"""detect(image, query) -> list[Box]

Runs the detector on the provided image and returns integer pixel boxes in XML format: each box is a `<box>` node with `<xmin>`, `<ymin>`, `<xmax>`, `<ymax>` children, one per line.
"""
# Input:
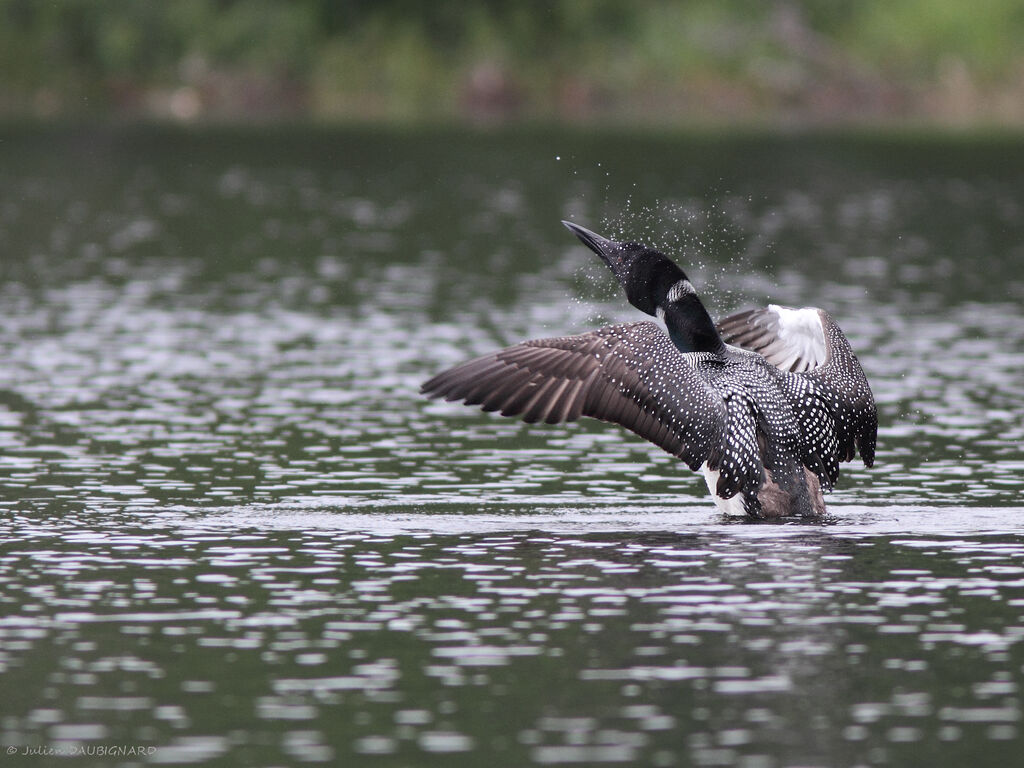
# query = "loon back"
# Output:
<box><xmin>717</xmin><ymin>304</ymin><xmax>877</xmax><ymax>469</ymax></box>
<box><xmin>421</xmin><ymin>222</ymin><xmax>877</xmax><ymax>519</ymax></box>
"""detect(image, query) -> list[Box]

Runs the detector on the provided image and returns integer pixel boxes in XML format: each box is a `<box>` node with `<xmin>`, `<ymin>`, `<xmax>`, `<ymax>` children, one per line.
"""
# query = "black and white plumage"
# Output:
<box><xmin>422</xmin><ymin>222</ymin><xmax>877</xmax><ymax>518</ymax></box>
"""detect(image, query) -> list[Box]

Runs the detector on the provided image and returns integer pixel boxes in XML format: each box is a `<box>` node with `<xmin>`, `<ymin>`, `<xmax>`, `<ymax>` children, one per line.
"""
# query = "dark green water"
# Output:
<box><xmin>1</xmin><ymin>125</ymin><xmax>1023</xmax><ymax>767</ymax></box>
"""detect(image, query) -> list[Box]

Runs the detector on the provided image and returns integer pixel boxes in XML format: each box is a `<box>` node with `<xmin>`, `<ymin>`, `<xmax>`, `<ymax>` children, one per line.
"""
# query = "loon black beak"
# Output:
<box><xmin>561</xmin><ymin>220</ymin><xmax>619</xmax><ymax>264</ymax></box>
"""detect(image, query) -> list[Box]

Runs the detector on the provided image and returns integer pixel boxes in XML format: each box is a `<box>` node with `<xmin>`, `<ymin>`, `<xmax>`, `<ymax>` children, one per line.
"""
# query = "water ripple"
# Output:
<box><xmin>3</xmin><ymin>129</ymin><xmax>1024</xmax><ymax>766</ymax></box>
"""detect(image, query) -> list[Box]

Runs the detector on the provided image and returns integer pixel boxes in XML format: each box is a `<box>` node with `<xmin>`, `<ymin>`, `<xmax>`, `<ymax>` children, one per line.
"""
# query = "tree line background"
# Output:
<box><xmin>2</xmin><ymin>0</ymin><xmax>1023</xmax><ymax>126</ymax></box>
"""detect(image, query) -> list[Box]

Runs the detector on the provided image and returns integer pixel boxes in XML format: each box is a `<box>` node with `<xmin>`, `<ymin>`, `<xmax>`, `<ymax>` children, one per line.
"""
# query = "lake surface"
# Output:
<box><xmin>0</xmin><ymin>125</ymin><xmax>1023</xmax><ymax>766</ymax></box>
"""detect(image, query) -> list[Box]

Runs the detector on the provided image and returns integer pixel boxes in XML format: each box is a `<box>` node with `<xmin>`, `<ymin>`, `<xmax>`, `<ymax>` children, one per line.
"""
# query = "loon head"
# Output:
<box><xmin>562</xmin><ymin>220</ymin><xmax>725</xmax><ymax>354</ymax></box>
<box><xmin>562</xmin><ymin>221</ymin><xmax>684</xmax><ymax>315</ymax></box>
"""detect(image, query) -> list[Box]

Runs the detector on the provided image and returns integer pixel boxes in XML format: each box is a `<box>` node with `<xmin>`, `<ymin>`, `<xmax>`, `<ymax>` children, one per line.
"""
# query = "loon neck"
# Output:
<box><xmin>660</xmin><ymin>295</ymin><xmax>726</xmax><ymax>354</ymax></box>
<box><xmin>611</xmin><ymin>245</ymin><xmax>726</xmax><ymax>355</ymax></box>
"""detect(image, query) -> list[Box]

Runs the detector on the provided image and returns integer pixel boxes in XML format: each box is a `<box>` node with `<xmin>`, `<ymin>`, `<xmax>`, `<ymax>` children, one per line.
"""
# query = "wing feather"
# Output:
<box><xmin>718</xmin><ymin>305</ymin><xmax>877</xmax><ymax>469</ymax></box>
<box><xmin>422</xmin><ymin>322</ymin><xmax>727</xmax><ymax>471</ymax></box>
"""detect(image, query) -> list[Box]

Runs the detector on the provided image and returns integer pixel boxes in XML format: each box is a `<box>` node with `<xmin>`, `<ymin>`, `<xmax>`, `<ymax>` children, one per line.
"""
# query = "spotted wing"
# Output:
<box><xmin>717</xmin><ymin>305</ymin><xmax>877</xmax><ymax>468</ymax></box>
<box><xmin>421</xmin><ymin>322</ymin><xmax>726</xmax><ymax>471</ymax></box>
<box><xmin>707</xmin><ymin>388</ymin><xmax>767</xmax><ymax>500</ymax></box>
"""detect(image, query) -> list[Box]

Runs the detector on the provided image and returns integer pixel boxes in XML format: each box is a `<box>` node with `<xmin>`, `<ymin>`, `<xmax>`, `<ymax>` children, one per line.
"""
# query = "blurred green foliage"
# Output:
<box><xmin>1</xmin><ymin>0</ymin><xmax>1022</xmax><ymax>124</ymax></box>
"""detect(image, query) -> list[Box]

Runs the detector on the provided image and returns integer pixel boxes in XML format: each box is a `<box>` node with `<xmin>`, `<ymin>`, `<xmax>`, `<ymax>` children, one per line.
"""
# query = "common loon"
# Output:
<box><xmin>422</xmin><ymin>221</ymin><xmax>877</xmax><ymax>518</ymax></box>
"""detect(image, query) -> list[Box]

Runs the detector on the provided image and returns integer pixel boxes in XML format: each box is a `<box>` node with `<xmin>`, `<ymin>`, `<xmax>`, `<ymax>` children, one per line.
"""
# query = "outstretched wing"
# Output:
<box><xmin>717</xmin><ymin>305</ymin><xmax>877</xmax><ymax>468</ymax></box>
<box><xmin>421</xmin><ymin>321</ymin><xmax>727</xmax><ymax>472</ymax></box>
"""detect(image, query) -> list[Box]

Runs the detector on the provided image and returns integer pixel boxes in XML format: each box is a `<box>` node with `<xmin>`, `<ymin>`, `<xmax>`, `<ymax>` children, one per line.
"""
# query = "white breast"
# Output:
<box><xmin>767</xmin><ymin>304</ymin><xmax>827</xmax><ymax>371</ymax></box>
<box><xmin>700</xmin><ymin>462</ymin><xmax>748</xmax><ymax>516</ymax></box>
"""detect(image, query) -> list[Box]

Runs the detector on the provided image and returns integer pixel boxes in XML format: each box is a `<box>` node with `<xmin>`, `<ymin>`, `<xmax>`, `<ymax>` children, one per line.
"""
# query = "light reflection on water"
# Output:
<box><xmin>0</xmin><ymin>273</ymin><xmax>1020</xmax><ymax>511</ymax></box>
<box><xmin>1</xmin><ymin>127</ymin><xmax>1023</xmax><ymax>766</ymax></box>
<box><xmin>2</xmin><ymin>512</ymin><xmax>1024</xmax><ymax>766</ymax></box>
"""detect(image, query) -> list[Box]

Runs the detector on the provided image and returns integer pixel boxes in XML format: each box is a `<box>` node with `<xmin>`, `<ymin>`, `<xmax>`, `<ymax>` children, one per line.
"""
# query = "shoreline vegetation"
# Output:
<box><xmin>2</xmin><ymin>0</ymin><xmax>1024</xmax><ymax>128</ymax></box>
